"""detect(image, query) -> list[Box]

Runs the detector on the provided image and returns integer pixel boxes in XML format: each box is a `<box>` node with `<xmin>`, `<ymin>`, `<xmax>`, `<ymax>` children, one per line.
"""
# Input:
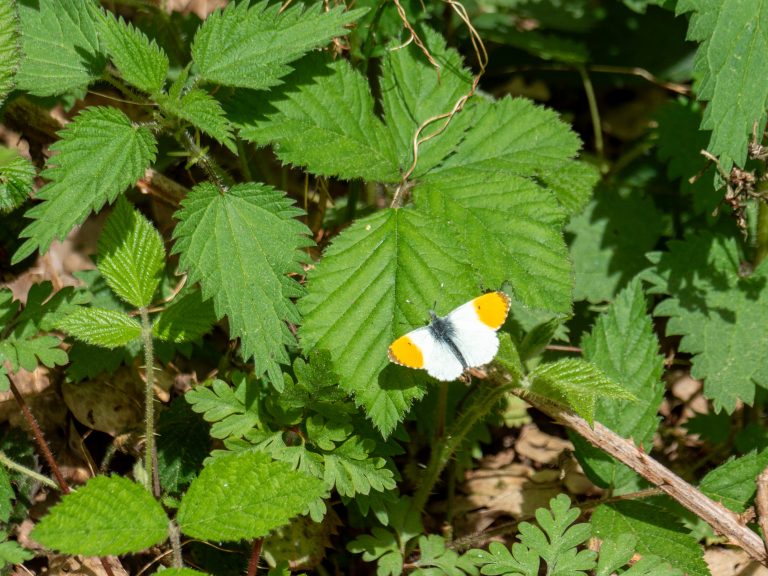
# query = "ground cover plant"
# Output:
<box><xmin>0</xmin><ymin>0</ymin><xmax>767</xmax><ymax>574</ymax></box>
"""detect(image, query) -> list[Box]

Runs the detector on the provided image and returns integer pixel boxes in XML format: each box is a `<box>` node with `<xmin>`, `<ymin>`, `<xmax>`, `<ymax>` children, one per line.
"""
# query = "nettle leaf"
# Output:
<box><xmin>172</xmin><ymin>182</ymin><xmax>311</xmax><ymax>383</ymax></box>
<box><xmin>31</xmin><ymin>475</ymin><xmax>168</xmax><ymax>555</ymax></box>
<box><xmin>570</xmin><ymin>279</ymin><xmax>665</xmax><ymax>491</ymax></box>
<box><xmin>566</xmin><ymin>185</ymin><xmax>663</xmax><ymax>304</ymax></box>
<box><xmin>644</xmin><ymin>233</ymin><xmax>768</xmax><ymax>412</ymax></box>
<box><xmin>15</xmin><ymin>0</ymin><xmax>106</xmax><ymax>96</ymax></box>
<box><xmin>157</xmin><ymin>398</ymin><xmax>210</xmax><ymax>494</ymax></box>
<box><xmin>240</xmin><ymin>55</ymin><xmax>399</xmax><ymax>182</ymax></box>
<box><xmin>97</xmin><ymin>8</ymin><xmax>168</xmax><ymax>94</ymax></box>
<box><xmin>418</xmin><ymin>174</ymin><xmax>570</xmax><ymax>313</ymax></box>
<box><xmin>591</xmin><ymin>501</ymin><xmax>709</xmax><ymax>576</ymax></box>
<box><xmin>98</xmin><ymin>196</ymin><xmax>165</xmax><ymax>308</ymax></box>
<box><xmin>526</xmin><ymin>358</ymin><xmax>635</xmax><ymax>424</ymax></box>
<box><xmin>14</xmin><ymin>107</ymin><xmax>158</xmax><ymax>263</ymax></box>
<box><xmin>299</xmin><ymin>208</ymin><xmax>478</xmax><ymax>436</ymax></box>
<box><xmin>158</xmin><ymin>88</ymin><xmax>236</xmax><ymax>153</ymax></box>
<box><xmin>0</xmin><ymin>148</ymin><xmax>35</xmax><ymax>214</ymax></box>
<box><xmin>57</xmin><ymin>308</ymin><xmax>142</xmax><ymax>348</ymax></box>
<box><xmin>186</xmin><ymin>374</ymin><xmax>261</xmax><ymax>439</ymax></box>
<box><xmin>152</xmin><ymin>289</ymin><xmax>217</xmax><ymax>343</ymax></box>
<box><xmin>699</xmin><ymin>449</ymin><xmax>768</xmax><ymax>513</ymax></box>
<box><xmin>678</xmin><ymin>0</ymin><xmax>768</xmax><ymax>172</ymax></box>
<box><xmin>177</xmin><ymin>451</ymin><xmax>324</xmax><ymax>542</ymax></box>
<box><xmin>0</xmin><ymin>0</ymin><xmax>20</xmax><ymax>106</ymax></box>
<box><xmin>191</xmin><ymin>0</ymin><xmax>364</xmax><ymax>90</ymax></box>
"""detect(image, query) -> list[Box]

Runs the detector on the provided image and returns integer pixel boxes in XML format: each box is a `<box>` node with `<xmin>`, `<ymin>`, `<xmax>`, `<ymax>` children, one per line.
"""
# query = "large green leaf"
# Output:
<box><xmin>172</xmin><ymin>182</ymin><xmax>311</xmax><ymax>384</ymax></box>
<box><xmin>98</xmin><ymin>196</ymin><xmax>165</xmax><ymax>308</ymax></box>
<box><xmin>678</xmin><ymin>0</ymin><xmax>768</xmax><ymax>172</ymax></box>
<box><xmin>699</xmin><ymin>449</ymin><xmax>768</xmax><ymax>513</ymax></box>
<box><xmin>191</xmin><ymin>0</ymin><xmax>364</xmax><ymax>90</ymax></box>
<box><xmin>299</xmin><ymin>208</ymin><xmax>478</xmax><ymax>436</ymax></box>
<box><xmin>0</xmin><ymin>0</ymin><xmax>20</xmax><ymax>106</ymax></box>
<box><xmin>31</xmin><ymin>475</ymin><xmax>168</xmax><ymax>555</ymax></box>
<box><xmin>177</xmin><ymin>451</ymin><xmax>324</xmax><ymax>542</ymax></box>
<box><xmin>14</xmin><ymin>106</ymin><xmax>157</xmax><ymax>262</ymax></box>
<box><xmin>570</xmin><ymin>279</ymin><xmax>665</xmax><ymax>491</ymax></box>
<box><xmin>644</xmin><ymin>233</ymin><xmax>768</xmax><ymax>412</ymax></box>
<box><xmin>57</xmin><ymin>308</ymin><xmax>142</xmax><ymax>348</ymax></box>
<box><xmin>15</xmin><ymin>0</ymin><xmax>106</xmax><ymax>96</ymax></box>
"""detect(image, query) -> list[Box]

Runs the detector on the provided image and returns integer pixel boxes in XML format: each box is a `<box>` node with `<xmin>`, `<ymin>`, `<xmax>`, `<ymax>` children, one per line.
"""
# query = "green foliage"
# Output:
<box><xmin>645</xmin><ymin>233</ymin><xmax>768</xmax><ymax>412</ymax></box>
<box><xmin>190</xmin><ymin>0</ymin><xmax>364</xmax><ymax>90</ymax></box>
<box><xmin>699</xmin><ymin>449</ymin><xmax>768</xmax><ymax>512</ymax></box>
<box><xmin>591</xmin><ymin>501</ymin><xmax>709</xmax><ymax>576</ymax></box>
<box><xmin>570</xmin><ymin>279</ymin><xmax>665</xmax><ymax>491</ymax></box>
<box><xmin>0</xmin><ymin>147</ymin><xmax>35</xmax><ymax>214</ymax></box>
<box><xmin>14</xmin><ymin>107</ymin><xmax>158</xmax><ymax>262</ymax></box>
<box><xmin>152</xmin><ymin>288</ymin><xmax>217</xmax><ymax>343</ymax></box>
<box><xmin>0</xmin><ymin>0</ymin><xmax>20</xmax><ymax>107</ymax></box>
<box><xmin>15</xmin><ymin>0</ymin><xmax>106</xmax><ymax>96</ymax></box>
<box><xmin>0</xmin><ymin>538</ymin><xmax>34</xmax><ymax>569</ymax></box>
<box><xmin>679</xmin><ymin>0</ymin><xmax>768</xmax><ymax>171</ymax></box>
<box><xmin>595</xmin><ymin>534</ymin><xmax>681</xmax><ymax>576</ymax></box>
<box><xmin>525</xmin><ymin>358</ymin><xmax>636</xmax><ymax>424</ymax></box>
<box><xmin>98</xmin><ymin>196</ymin><xmax>165</xmax><ymax>308</ymax></box>
<box><xmin>157</xmin><ymin>85</ymin><xmax>236</xmax><ymax>153</ymax></box>
<box><xmin>186</xmin><ymin>373</ymin><xmax>261</xmax><ymax>439</ymax></box>
<box><xmin>176</xmin><ymin>451</ymin><xmax>324</xmax><ymax>542</ymax></box>
<box><xmin>31</xmin><ymin>475</ymin><xmax>168</xmax><ymax>555</ymax></box>
<box><xmin>469</xmin><ymin>494</ymin><xmax>596</xmax><ymax>576</ymax></box>
<box><xmin>410</xmin><ymin>535</ymin><xmax>478</xmax><ymax>576</ymax></box>
<box><xmin>56</xmin><ymin>307</ymin><xmax>141</xmax><ymax>348</ymax></box>
<box><xmin>172</xmin><ymin>182</ymin><xmax>311</xmax><ymax>384</ymax></box>
<box><xmin>154</xmin><ymin>569</ymin><xmax>208</xmax><ymax>576</ymax></box>
<box><xmin>156</xmin><ymin>397</ymin><xmax>211</xmax><ymax>494</ymax></box>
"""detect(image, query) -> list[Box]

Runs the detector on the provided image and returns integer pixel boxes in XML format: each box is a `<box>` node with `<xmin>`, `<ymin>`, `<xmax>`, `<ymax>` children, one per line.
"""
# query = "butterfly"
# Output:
<box><xmin>387</xmin><ymin>291</ymin><xmax>511</xmax><ymax>381</ymax></box>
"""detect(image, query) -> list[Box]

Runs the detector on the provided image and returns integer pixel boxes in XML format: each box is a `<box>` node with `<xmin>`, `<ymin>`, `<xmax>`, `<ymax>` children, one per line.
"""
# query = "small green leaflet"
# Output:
<box><xmin>186</xmin><ymin>375</ymin><xmax>260</xmax><ymax>439</ymax></box>
<box><xmin>31</xmin><ymin>475</ymin><xmax>168</xmax><ymax>555</ymax></box>
<box><xmin>177</xmin><ymin>451</ymin><xmax>324</xmax><ymax>542</ymax></box>
<box><xmin>678</xmin><ymin>0</ymin><xmax>768</xmax><ymax>172</ymax></box>
<box><xmin>0</xmin><ymin>0</ymin><xmax>20</xmax><ymax>106</ymax></box>
<box><xmin>157</xmin><ymin>88</ymin><xmax>236</xmax><ymax>153</ymax></box>
<box><xmin>57</xmin><ymin>308</ymin><xmax>141</xmax><ymax>348</ymax></box>
<box><xmin>0</xmin><ymin>147</ymin><xmax>35</xmax><ymax>214</ymax></box>
<box><xmin>0</xmin><ymin>539</ymin><xmax>34</xmax><ymax>570</ymax></box>
<box><xmin>14</xmin><ymin>107</ymin><xmax>157</xmax><ymax>263</ymax></box>
<box><xmin>0</xmin><ymin>334</ymin><xmax>67</xmax><ymax>371</ymax></box>
<box><xmin>699</xmin><ymin>449</ymin><xmax>768</xmax><ymax>512</ymax></box>
<box><xmin>15</xmin><ymin>0</ymin><xmax>106</xmax><ymax>97</ymax></box>
<box><xmin>410</xmin><ymin>535</ymin><xmax>478</xmax><ymax>576</ymax></box>
<box><xmin>644</xmin><ymin>233</ymin><xmax>768</xmax><ymax>412</ymax></box>
<box><xmin>191</xmin><ymin>0</ymin><xmax>365</xmax><ymax>91</ymax></box>
<box><xmin>570</xmin><ymin>279</ymin><xmax>664</xmax><ymax>491</ymax></box>
<box><xmin>98</xmin><ymin>196</ymin><xmax>165</xmax><ymax>308</ymax></box>
<box><xmin>172</xmin><ymin>182</ymin><xmax>311</xmax><ymax>384</ymax></box>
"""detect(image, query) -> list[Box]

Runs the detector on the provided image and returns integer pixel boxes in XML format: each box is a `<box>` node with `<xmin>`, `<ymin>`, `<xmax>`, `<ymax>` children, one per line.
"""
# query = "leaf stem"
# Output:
<box><xmin>577</xmin><ymin>64</ymin><xmax>604</xmax><ymax>168</ymax></box>
<box><xmin>139</xmin><ymin>306</ymin><xmax>157</xmax><ymax>494</ymax></box>
<box><xmin>0</xmin><ymin>451</ymin><xmax>57</xmax><ymax>489</ymax></box>
<box><xmin>168</xmin><ymin>520</ymin><xmax>183</xmax><ymax>568</ymax></box>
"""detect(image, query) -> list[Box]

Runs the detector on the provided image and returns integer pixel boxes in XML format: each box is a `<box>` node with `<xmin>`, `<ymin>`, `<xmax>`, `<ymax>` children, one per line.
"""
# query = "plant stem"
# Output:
<box><xmin>0</xmin><ymin>451</ymin><xmax>58</xmax><ymax>489</ymax></box>
<box><xmin>413</xmin><ymin>380</ymin><xmax>515</xmax><ymax>512</ymax></box>
<box><xmin>755</xmin><ymin>198</ymin><xmax>768</xmax><ymax>267</ymax></box>
<box><xmin>577</xmin><ymin>64</ymin><xmax>604</xmax><ymax>169</ymax></box>
<box><xmin>247</xmin><ymin>538</ymin><xmax>264</xmax><ymax>576</ymax></box>
<box><xmin>139</xmin><ymin>307</ymin><xmax>156</xmax><ymax>494</ymax></box>
<box><xmin>168</xmin><ymin>520</ymin><xmax>183</xmax><ymax>568</ymax></box>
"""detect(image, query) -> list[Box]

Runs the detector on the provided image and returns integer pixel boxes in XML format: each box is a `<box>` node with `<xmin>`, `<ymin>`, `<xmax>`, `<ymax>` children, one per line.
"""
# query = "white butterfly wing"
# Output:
<box><xmin>446</xmin><ymin>301</ymin><xmax>501</xmax><ymax>367</ymax></box>
<box><xmin>406</xmin><ymin>328</ymin><xmax>465</xmax><ymax>381</ymax></box>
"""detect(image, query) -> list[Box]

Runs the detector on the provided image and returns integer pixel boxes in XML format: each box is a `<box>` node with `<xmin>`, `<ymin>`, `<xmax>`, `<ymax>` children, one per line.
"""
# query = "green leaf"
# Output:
<box><xmin>177</xmin><ymin>451</ymin><xmax>325</xmax><ymax>542</ymax></box>
<box><xmin>0</xmin><ymin>539</ymin><xmax>34</xmax><ymax>569</ymax></box>
<box><xmin>418</xmin><ymin>174</ymin><xmax>571</xmax><ymax>313</ymax></box>
<box><xmin>57</xmin><ymin>308</ymin><xmax>142</xmax><ymax>348</ymax></box>
<box><xmin>0</xmin><ymin>147</ymin><xmax>35</xmax><ymax>213</ymax></box>
<box><xmin>348</xmin><ymin>526</ymin><xmax>404</xmax><ymax>576</ymax></box>
<box><xmin>591</xmin><ymin>501</ymin><xmax>709</xmax><ymax>576</ymax></box>
<box><xmin>158</xmin><ymin>88</ymin><xmax>236</xmax><ymax>153</ymax></box>
<box><xmin>526</xmin><ymin>358</ymin><xmax>636</xmax><ymax>424</ymax></box>
<box><xmin>98</xmin><ymin>196</ymin><xmax>165</xmax><ymax>308</ymax></box>
<box><xmin>0</xmin><ymin>0</ymin><xmax>21</xmax><ymax>106</ymax></box>
<box><xmin>152</xmin><ymin>289</ymin><xmax>217</xmax><ymax>343</ymax></box>
<box><xmin>186</xmin><ymin>375</ymin><xmax>260</xmax><ymax>439</ymax></box>
<box><xmin>15</xmin><ymin>0</ymin><xmax>106</xmax><ymax>96</ymax></box>
<box><xmin>323</xmin><ymin>436</ymin><xmax>396</xmax><ymax>498</ymax></box>
<box><xmin>31</xmin><ymin>475</ymin><xmax>168</xmax><ymax>555</ymax></box>
<box><xmin>0</xmin><ymin>465</ymin><xmax>13</xmax><ymax>523</ymax></box>
<box><xmin>299</xmin><ymin>208</ymin><xmax>479</xmax><ymax>436</ymax></box>
<box><xmin>240</xmin><ymin>55</ymin><xmax>399</xmax><ymax>182</ymax></box>
<box><xmin>468</xmin><ymin>541</ymin><xmax>538</xmax><ymax>576</ymax></box>
<box><xmin>699</xmin><ymin>449</ymin><xmax>768</xmax><ymax>512</ymax></box>
<box><xmin>14</xmin><ymin>107</ymin><xmax>158</xmax><ymax>262</ymax></box>
<box><xmin>153</xmin><ymin>570</ymin><xmax>208</xmax><ymax>576</ymax></box>
<box><xmin>12</xmin><ymin>282</ymin><xmax>89</xmax><ymax>336</ymax></box>
<box><xmin>644</xmin><ymin>233</ymin><xmax>768</xmax><ymax>412</ymax></box>
<box><xmin>566</xmin><ymin>185</ymin><xmax>663</xmax><ymax>304</ymax></box>
<box><xmin>5</xmin><ymin>335</ymin><xmax>67</xmax><ymax>371</ymax></box>
<box><xmin>595</xmin><ymin>534</ymin><xmax>682</xmax><ymax>576</ymax></box>
<box><xmin>412</xmin><ymin>534</ymin><xmax>478</xmax><ymax>576</ymax></box>
<box><xmin>97</xmin><ymin>8</ymin><xmax>168</xmax><ymax>94</ymax></box>
<box><xmin>191</xmin><ymin>0</ymin><xmax>364</xmax><ymax>90</ymax></box>
<box><xmin>570</xmin><ymin>279</ymin><xmax>665</xmax><ymax>491</ymax></box>
<box><xmin>678</xmin><ymin>0</ymin><xmax>768</xmax><ymax>172</ymax></box>
<box><xmin>172</xmin><ymin>182</ymin><xmax>311</xmax><ymax>383</ymax></box>
<box><xmin>156</xmin><ymin>398</ymin><xmax>210</xmax><ymax>494</ymax></box>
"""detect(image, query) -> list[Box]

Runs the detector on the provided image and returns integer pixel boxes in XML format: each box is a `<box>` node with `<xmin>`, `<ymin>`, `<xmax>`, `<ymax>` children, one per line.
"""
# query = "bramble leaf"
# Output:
<box><xmin>699</xmin><ymin>449</ymin><xmax>768</xmax><ymax>512</ymax></box>
<box><xmin>570</xmin><ymin>279</ymin><xmax>665</xmax><ymax>491</ymax></box>
<box><xmin>152</xmin><ymin>289</ymin><xmax>217</xmax><ymax>343</ymax></box>
<box><xmin>31</xmin><ymin>475</ymin><xmax>168</xmax><ymax>555</ymax></box>
<box><xmin>172</xmin><ymin>182</ymin><xmax>311</xmax><ymax>383</ymax></box>
<box><xmin>98</xmin><ymin>196</ymin><xmax>165</xmax><ymax>308</ymax></box>
<box><xmin>15</xmin><ymin>0</ymin><xmax>106</xmax><ymax>96</ymax></box>
<box><xmin>177</xmin><ymin>451</ymin><xmax>324</xmax><ymax>542</ymax></box>
<box><xmin>14</xmin><ymin>107</ymin><xmax>157</xmax><ymax>262</ymax></box>
<box><xmin>0</xmin><ymin>0</ymin><xmax>20</xmax><ymax>106</ymax></box>
<box><xmin>191</xmin><ymin>0</ymin><xmax>364</xmax><ymax>90</ymax></box>
<box><xmin>0</xmin><ymin>148</ymin><xmax>35</xmax><ymax>214</ymax></box>
<box><xmin>57</xmin><ymin>308</ymin><xmax>142</xmax><ymax>348</ymax></box>
<box><xmin>678</xmin><ymin>0</ymin><xmax>768</xmax><ymax>172</ymax></box>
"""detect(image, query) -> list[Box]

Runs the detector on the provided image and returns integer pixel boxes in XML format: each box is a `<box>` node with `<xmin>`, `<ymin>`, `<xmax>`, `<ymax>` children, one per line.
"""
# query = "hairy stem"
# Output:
<box><xmin>140</xmin><ymin>307</ymin><xmax>156</xmax><ymax>494</ymax></box>
<box><xmin>0</xmin><ymin>451</ymin><xmax>57</xmax><ymax>489</ymax></box>
<box><xmin>168</xmin><ymin>520</ymin><xmax>183</xmax><ymax>568</ymax></box>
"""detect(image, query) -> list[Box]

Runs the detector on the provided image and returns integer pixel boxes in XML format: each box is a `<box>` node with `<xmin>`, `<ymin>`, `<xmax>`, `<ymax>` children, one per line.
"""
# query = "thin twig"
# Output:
<box><xmin>757</xmin><ymin>466</ymin><xmax>768</xmax><ymax>557</ymax></box>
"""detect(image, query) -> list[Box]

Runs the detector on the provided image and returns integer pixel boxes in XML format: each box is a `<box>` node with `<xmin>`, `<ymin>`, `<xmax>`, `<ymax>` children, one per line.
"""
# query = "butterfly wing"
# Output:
<box><xmin>445</xmin><ymin>291</ymin><xmax>510</xmax><ymax>368</ymax></box>
<box><xmin>388</xmin><ymin>326</ymin><xmax>465</xmax><ymax>381</ymax></box>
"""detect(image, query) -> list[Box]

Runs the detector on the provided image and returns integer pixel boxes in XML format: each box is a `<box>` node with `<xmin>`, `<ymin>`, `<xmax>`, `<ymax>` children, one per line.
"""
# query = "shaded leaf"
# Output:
<box><xmin>57</xmin><ymin>308</ymin><xmax>142</xmax><ymax>348</ymax></box>
<box><xmin>0</xmin><ymin>0</ymin><xmax>21</xmax><ymax>106</ymax></box>
<box><xmin>0</xmin><ymin>148</ymin><xmax>35</xmax><ymax>214</ymax></box>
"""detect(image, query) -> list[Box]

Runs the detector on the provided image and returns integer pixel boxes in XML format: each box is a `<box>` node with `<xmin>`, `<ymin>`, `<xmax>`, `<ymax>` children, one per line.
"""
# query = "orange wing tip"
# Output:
<box><xmin>388</xmin><ymin>335</ymin><xmax>424</xmax><ymax>368</ymax></box>
<box><xmin>473</xmin><ymin>291</ymin><xmax>511</xmax><ymax>329</ymax></box>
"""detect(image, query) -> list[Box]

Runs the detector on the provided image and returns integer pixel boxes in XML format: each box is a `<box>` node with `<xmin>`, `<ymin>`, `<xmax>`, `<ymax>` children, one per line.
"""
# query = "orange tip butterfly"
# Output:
<box><xmin>387</xmin><ymin>291</ymin><xmax>511</xmax><ymax>381</ymax></box>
